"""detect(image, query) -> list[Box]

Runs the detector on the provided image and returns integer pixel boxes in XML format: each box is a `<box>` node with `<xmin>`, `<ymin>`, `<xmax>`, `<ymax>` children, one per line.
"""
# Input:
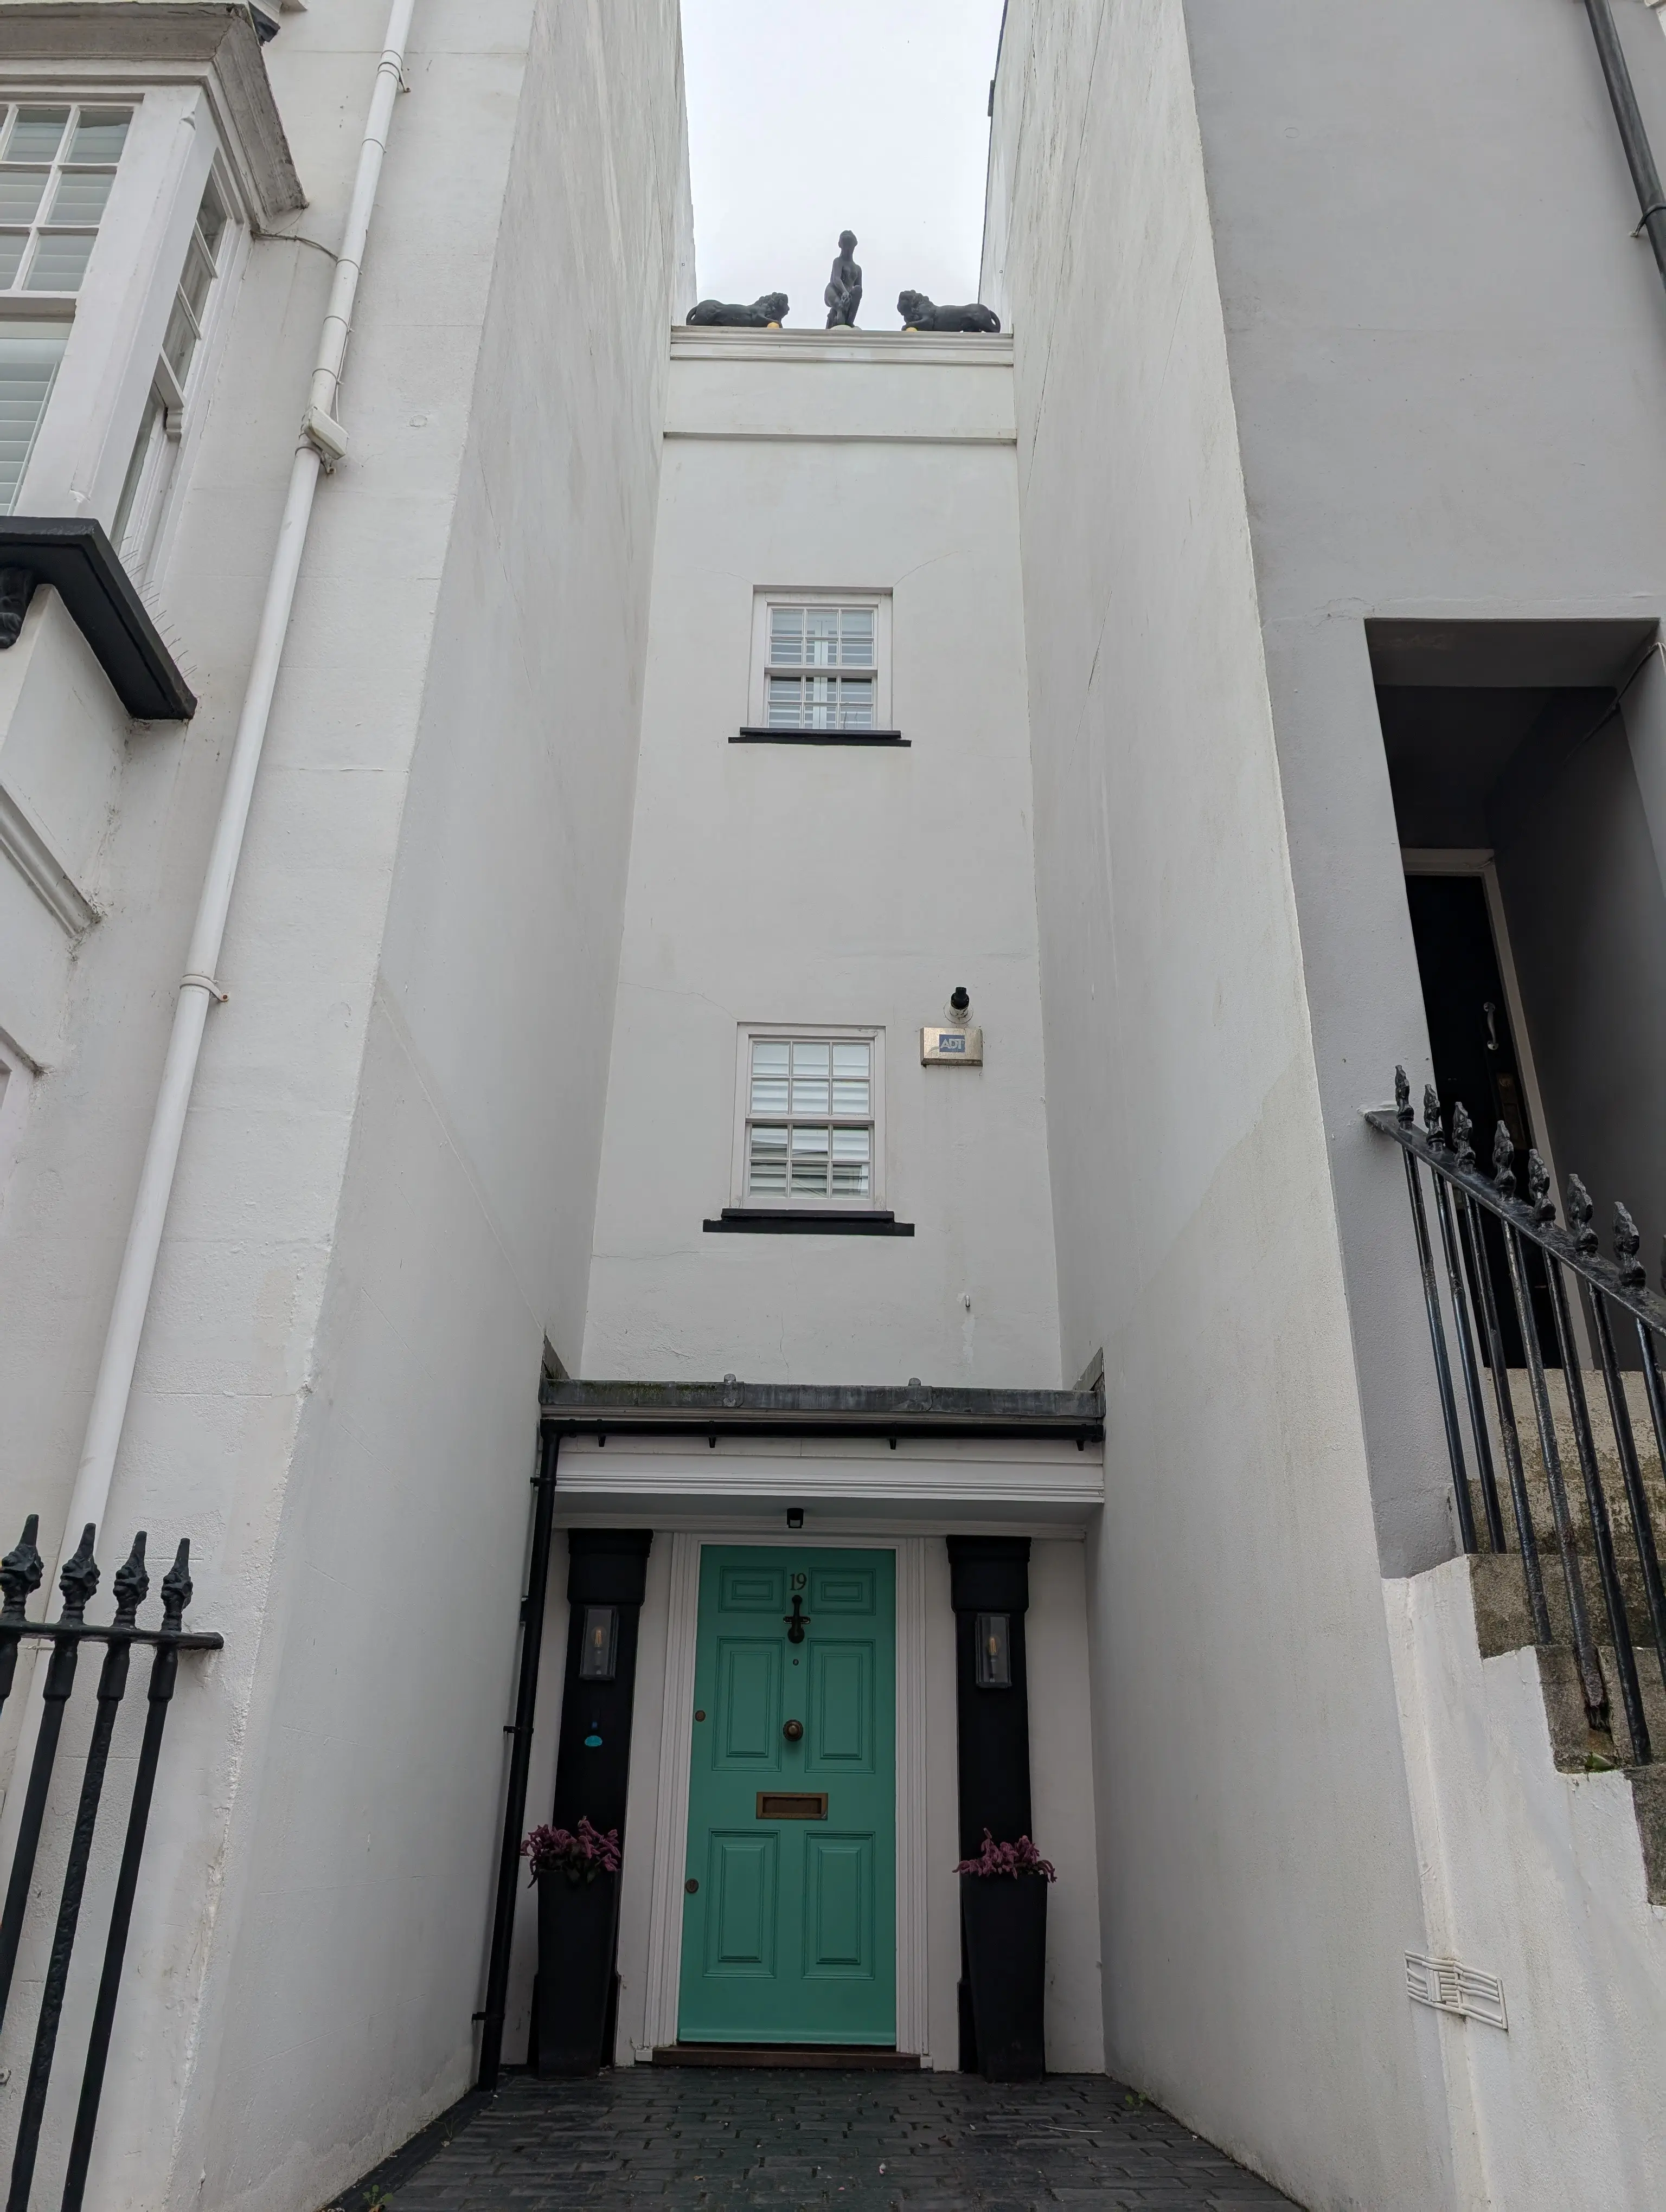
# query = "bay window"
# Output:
<box><xmin>0</xmin><ymin>101</ymin><xmax>131</xmax><ymax>513</ymax></box>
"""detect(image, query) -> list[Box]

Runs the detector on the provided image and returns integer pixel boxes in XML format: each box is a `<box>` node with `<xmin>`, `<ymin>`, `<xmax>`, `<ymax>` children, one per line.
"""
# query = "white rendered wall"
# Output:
<box><xmin>582</xmin><ymin>334</ymin><xmax>1062</xmax><ymax>1388</ymax></box>
<box><xmin>153</xmin><ymin>8</ymin><xmax>691</xmax><ymax>2208</ymax></box>
<box><xmin>984</xmin><ymin>3</ymin><xmax>1453</xmax><ymax>2203</ymax></box>
<box><xmin>1386</xmin><ymin>1561</ymin><xmax>1666</xmax><ymax>2211</ymax></box>
<box><xmin>0</xmin><ymin>594</ymin><xmax>123</xmax><ymax>1071</ymax></box>
<box><xmin>1029</xmin><ymin>1538</ymin><xmax>1104</xmax><ymax>2073</ymax></box>
<box><xmin>0</xmin><ymin>4</ymin><xmax>691</xmax><ymax>2208</ymax></box>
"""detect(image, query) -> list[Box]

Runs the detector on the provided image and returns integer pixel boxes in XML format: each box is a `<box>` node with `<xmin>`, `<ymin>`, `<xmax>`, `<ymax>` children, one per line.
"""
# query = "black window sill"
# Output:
<box><xmin>0</xmin><ymin>519</ymin><xmax>195</xmax><ymax>719</ymax></box>
<box><xmin>732</xmin><ymin>728</ymin><xmax>909</xmax><ymax>747</ymax></box>
<box><xmin>703</xmin><ymin>1209</ymin><xmax>915</xmax><ymax>1236</ymax></box>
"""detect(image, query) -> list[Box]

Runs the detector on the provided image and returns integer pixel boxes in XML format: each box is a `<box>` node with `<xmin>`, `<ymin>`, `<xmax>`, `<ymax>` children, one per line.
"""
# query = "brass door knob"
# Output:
<box><xmin>783</xmin><ymin>1719</ymin><xmax>804</xmax><ymax>1742</ymax></box>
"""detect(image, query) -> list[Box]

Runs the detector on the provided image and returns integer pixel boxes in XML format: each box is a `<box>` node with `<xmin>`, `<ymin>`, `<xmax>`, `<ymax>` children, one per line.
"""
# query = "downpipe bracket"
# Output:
<box><xmin>300</xmin><ymin>405</ymin><xmax>349</xmax><ymax>472</ymax></box>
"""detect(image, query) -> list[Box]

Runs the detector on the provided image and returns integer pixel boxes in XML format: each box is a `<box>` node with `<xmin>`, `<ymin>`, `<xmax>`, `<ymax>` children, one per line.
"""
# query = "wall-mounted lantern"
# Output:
<box><xmin>578</xmin><ymin>1604</ymin><xmax>619</xmax><ymax>1682</ymax></box>
<box><xmin>973</xmin><ymin>1611</ymin><xmax>1012</xmax><ymax>1688</ymax></box>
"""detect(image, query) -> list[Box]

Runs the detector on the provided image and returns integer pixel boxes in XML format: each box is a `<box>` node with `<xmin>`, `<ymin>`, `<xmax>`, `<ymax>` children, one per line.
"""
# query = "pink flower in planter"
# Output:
<box><xmin>522</xmin><ymin>1815</ymin><xmax>622</xmax><ymax>1886</ymax></box>
<box><xmin>954</xmin><ymin>1829</ymin><xmax>1056</xmax><ymax>1881</ymax></box>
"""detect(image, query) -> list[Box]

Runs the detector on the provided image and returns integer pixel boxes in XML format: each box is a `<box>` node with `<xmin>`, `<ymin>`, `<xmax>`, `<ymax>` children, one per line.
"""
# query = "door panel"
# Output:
<box><xmin>807</xmin><ymin>1644</ymin><xmax>872</xmax><ymax>1771</ymax></box>
<box><xmin>715</xmin><ymin>1642</ymin><xmax>782</xmax><ymax>1767</ymax></box>
<box><xmin>804</xmin><ymin>1835</ymin><xmax>873</xmax><ymax>1976</ymax></box>
<box><xmin>811</xmin><ymin>1563</ymin><xmax>878</xmax><ymax>1612</ymax></box>
<box><xmin>705</xmin><ymin>1833</ymin><xmax>778</xmax><ymax>1975</ymax></box>
<box><xmin>719</xmin><ymin>1563</ymin><xmax>785</xmax><ymax>1611</ymax></box>
<box><xmin>679</xmin><ymin>1545</ymin><xmax>895</xmax><ymax>2046</ymax></box>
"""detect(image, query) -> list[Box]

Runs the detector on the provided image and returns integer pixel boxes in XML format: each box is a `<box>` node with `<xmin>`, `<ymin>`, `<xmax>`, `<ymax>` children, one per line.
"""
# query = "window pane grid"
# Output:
<box><xmin>765</xmin><ymin>672</ymin><xmax>875</xmax><ymax>730</ymax></box>
<box><xmin>760</xmin><ymin>602</ymin><xmax>882</xmax><ymax>729</ymax></box>
<box><xmin>114</xmin><ymin>171</ymin><xmax>235</xmax><ymax>567</ymax></box>
<box><xmin>0</xmin><ymin>103</ymin><xmax>130</xmax><ymax>300</ymax></box>
<box><xmin>159</xmin><ymin>175</ymin><xmax>228</xmax><ymax>391</ymax></box>
<box><xmin>767</xmin><ymin>605</ymin><xmax>875</xmax><ymax>668</ymax></box>
<box><xmin>745</xmin><ymin>1036</ymin><xmax>873</xmax><ymax>1200</ymax></box>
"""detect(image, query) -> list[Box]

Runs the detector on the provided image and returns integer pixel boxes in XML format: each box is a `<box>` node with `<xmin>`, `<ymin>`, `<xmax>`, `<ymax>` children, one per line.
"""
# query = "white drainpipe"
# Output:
<box><xmin>61</xmin><ymin>0</ymin><xmax>419</xmax><ymax>1555</ymax></box>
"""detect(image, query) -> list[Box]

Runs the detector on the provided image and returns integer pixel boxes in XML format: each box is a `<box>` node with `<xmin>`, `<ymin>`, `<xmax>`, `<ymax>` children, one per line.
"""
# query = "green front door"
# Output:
<box><xmin>678</xmin><ymin>1546</ymin><xmax>896</xmax><ymax>2046</ymax></box>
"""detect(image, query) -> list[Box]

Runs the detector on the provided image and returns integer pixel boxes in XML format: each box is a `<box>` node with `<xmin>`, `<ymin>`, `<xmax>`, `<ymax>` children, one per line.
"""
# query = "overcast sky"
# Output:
<box><xmin>680</xmin><ymin>0</ymin><xmax>1009</xmax><ymax>330</ymax></box>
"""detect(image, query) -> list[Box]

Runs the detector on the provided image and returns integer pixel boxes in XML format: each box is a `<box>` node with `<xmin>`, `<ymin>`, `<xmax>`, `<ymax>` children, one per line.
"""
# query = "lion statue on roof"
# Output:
<box><xmin>685</xmin><ymin>293</ymin><xmax>789</xmax><ymax>329</ymax></box>
<box><xmin>896</xmin><ymin>292</ymin><xmax>1001</xmax><ymax>334</ymax></box>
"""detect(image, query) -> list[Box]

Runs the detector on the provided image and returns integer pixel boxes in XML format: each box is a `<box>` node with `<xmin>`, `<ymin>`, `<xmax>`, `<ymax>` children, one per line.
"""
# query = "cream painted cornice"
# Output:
<box><xmin>0</xmin><ymin>3</ymin><xmax>303</xmax><ymax>220</ymax></box>
<box><xmin>549</xmin><ymin>1442</ymin><xmax>1104</xmax><ymax>1528</ymax></box>
<box><xmin>671</xmin><ymin>328</ymin><xmax>1013</xmax><ymax>368</ymax></box>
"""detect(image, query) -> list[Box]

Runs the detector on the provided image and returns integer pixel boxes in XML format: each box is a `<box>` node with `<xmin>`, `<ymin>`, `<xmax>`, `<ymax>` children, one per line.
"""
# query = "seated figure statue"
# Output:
<box><xmin>824</xmin><ymin>232</ymin><xmax>862</xmax><ymax>328</ymax></box>
<box><xmin>686</xmin><ymin>292</ymin><xmax>788</xmax><ymax>328</ymax></box>
<box><xmin>896</xmin><ymin>291</ymin><xmax>1002</xmax><ymax>334</ymax></box>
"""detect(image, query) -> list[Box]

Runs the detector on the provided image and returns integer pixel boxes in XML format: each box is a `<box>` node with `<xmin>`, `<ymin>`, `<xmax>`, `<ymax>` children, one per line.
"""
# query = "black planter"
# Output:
<box><xmin>535</xmin><ymin>1869</ymin><xmax>620</xmax><ymax>2075</ymax></box>
<box><xmin>960</xmin><ymin>1874</ymin><xmax>1048</xmax><ymax>2080</ymax></box>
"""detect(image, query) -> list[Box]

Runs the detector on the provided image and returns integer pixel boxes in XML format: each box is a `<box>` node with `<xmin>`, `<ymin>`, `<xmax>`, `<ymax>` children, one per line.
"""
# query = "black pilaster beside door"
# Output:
<box><xmin>536</xmin><ymin>1528</ymin><xmax>652</xmax><ymax>2074</ymax></box>
<box><xmin>947</xmin><ymin>1535</ymin><xmax>1035</xmax><ymax>2074</ymax></box>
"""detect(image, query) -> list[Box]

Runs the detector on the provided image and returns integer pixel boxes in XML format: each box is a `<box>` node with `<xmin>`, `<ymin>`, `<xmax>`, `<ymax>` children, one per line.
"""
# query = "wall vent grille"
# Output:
<box><xmin>1405</xmin><ymin>1952</ymin><xmax>1508</xmax><ymax>2029</ymax></box>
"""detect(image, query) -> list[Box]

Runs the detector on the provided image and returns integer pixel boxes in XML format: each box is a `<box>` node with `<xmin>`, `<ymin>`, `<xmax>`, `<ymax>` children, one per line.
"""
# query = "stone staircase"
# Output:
<box><xmin>1460</xmin><ymin>1365</ymin><xmax>1666</xmax><ymax>1895</ymax></box>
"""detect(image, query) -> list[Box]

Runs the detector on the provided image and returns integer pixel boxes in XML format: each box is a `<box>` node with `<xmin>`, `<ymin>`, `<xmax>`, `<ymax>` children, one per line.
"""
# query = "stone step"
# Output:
<box><xmin>1455</xmin><ymin>1367</ymin><xmax>1666</xmax><ymax>1643</ymax></box>
<box><xmin>1465</xmin><ymin>1553</ymin><xmax>1666</xmax><ymax>1901</ymax></box>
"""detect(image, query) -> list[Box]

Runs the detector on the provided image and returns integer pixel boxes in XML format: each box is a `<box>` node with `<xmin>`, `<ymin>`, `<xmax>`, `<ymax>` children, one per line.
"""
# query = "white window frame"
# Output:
<box><xmin>729</xmin><ymin>1024</ymin><xmax>886</xmax><ymax>1210</ymax></box>
<box><xmin>748</xmin><ymin>590</ymin><xmax>893</xmax><ymax>732</ymax></box>
<box><xmin>0</xmin><ymin>99</ymin><xmax>132</xmax><ymax>305</ymax></box>
<box><xmin>0</xmin><ymin>97</ymin><xmax>137</xmax><ymax>512</ymax></box>
<box><xmin>110</xmin><ymin>152</ymin><xmax>245</xmax><ymax>580</ymax></box>
<box><xmin>3</xmin><ymin>82</ymin><xmax>245</xmax><ymax>567</ymax></box>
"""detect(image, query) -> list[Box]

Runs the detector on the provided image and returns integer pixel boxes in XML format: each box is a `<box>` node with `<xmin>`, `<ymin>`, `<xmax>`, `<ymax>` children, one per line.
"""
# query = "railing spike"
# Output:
<box><xmin>1395</xmin><ymin>1066</ymin><xmax>1412</xmax><ymax>1124</ymax></box>
<box><xmin>0</xmin><ymin>1519</ymin><xmax>43</xmax><ymax>1625</ymax></box>
<box><xmin>1451</xmin><ymin>1101</ymin><xmax>1476</xmax><ymax>1169</ymax></box>
<box><xmin>57</xmin><ymin>1527</ymin><xmax>99</xmax><ymax>1626</ymax></box>
<box><xmin>1492</xmin><ymin>1120</ymin><xmax>1516</xmax><ymax>1199</ymax></box>
<box><xmin>112</xmin><ymin>1534</ymin><xmax>149</xmax><ymax>1629</ymax></box>
<box><xmin>1527</xmin><ymin>1150</ymin><xmax>1555</xmax><ymax>1225</ymax></box>
<box><xmin>160</xmin><ymin>1541</ymin><xmax>193</xmax><ymax>1632</ymax></box>
<box><xmin>1616</xmin><ymin>1202</ymin><xmax>1647</xmax><ymax>1289</ymax></box>
<box><xmin>1422</xmin><ymin>1085</ymin><xmax>1446</xmax><ymax>1145</ymax></box>
<box><xmin>1567</xmin><ymin>1174</ymin><xmax>1598</xmax><ymax>1257</ymax></box>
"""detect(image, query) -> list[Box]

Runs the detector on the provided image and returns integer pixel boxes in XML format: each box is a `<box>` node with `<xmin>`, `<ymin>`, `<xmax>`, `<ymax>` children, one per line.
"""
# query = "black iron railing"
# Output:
<box><xmin>1369</xmin><ymin>1071</ymin><xmax>1666</xmax><ymax>1767</ymax></box>
<box><xmin>1363</xmin><ymin>1070</ymin><xmax>1663</xmax><ymax>1778</ymax></box>
<box><xmin>0</xmin><ymin>1517</ymin><xmax>219</xmax><ymax>2211</ymax></box>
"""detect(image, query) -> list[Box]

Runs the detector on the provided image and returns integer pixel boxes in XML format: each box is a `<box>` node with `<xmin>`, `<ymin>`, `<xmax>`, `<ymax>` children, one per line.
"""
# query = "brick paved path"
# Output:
<box><xmin>358</xmin><ymin>2068</ymin><xmax>1302</xmax><ymax>2210</ymax></box>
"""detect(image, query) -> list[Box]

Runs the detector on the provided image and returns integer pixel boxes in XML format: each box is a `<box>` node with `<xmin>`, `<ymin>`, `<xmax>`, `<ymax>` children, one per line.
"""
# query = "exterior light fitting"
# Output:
<box><xmin>578</xmin><ymin>1604</ymin><xmax>618</xmax><ymax>1682</ymax></box>
<box><xmin>974</xmin><ymin>1611</ymin><xmax>1012</xmax><ymax>1688</ymax></box>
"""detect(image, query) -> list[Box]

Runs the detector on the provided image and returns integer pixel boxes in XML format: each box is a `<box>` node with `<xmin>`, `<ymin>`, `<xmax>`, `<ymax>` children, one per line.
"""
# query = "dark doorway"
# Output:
<box><xmin>1405</xmin><ymin>877</ymin><xmax>1530</xmax><ymax>1156</ymax></box>
<box><xmin>1404</xmin><ymin>873</ymin><xmax>1556</xmax><ymax>1365</ymax></box>
<box><xmin>1373</xmin><ymin>657</ymin><xmax>1666</xmax><ymax>1321</ymax></box>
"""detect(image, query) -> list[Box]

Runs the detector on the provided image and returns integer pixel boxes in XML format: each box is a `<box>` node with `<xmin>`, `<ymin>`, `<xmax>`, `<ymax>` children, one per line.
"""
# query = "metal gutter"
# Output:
<box><xmin>989</xmin><ymin>0</ymin><xmax>1010</xmax><ymax>116</ymax></box>
<box><xmin>476</xmin><ymin>1427</ymin><xmax>558</xmax><ymax>2093</ymax></box>
<box><xmin>540</xmin><ymin>1378</ymin><xmax>1105</xmax><ymax>1446</ymax></box>
<box><xmin>1581</xmin><ymin>0</ymin><xmax>1666</xmax><ymax>293</ymax></box>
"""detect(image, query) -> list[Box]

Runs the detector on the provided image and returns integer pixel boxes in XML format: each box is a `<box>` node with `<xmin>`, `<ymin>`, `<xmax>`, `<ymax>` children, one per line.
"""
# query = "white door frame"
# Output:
<box><xmin>638</xmin><ymin>1530</ymin><xmax>929</xmax><ymax>2054</ymax></box>
<box><xmin>1401</xmin><ymin>848</ymin><xmax>1566</xmax><ymax>1202</ymax></box>
<box><xmin>1402</xmin><ymin>846</ymin><xmax>1591</xmax><ymax>1364</ymax></box>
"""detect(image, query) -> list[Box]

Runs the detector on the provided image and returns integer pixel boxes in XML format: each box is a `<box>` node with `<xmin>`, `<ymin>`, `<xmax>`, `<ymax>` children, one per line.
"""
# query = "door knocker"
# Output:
<box><xmin>784</xmin><ymin>1593</ymin><xmax>811</xmax><ymax>1643</ymax></box>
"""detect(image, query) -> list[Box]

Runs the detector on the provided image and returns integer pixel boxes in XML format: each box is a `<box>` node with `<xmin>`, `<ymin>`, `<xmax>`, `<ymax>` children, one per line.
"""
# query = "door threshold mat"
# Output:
<box><xmin>652</xmin><ymin>2044</ymin><xmax>920</xmax><ymax>2069</ymax></box>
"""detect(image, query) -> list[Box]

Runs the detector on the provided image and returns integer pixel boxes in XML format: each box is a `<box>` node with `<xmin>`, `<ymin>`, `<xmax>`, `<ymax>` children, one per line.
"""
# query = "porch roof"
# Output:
<box><xmin>539</xmin><ymin>1377</ymin><xmax>1104</xmax><ymax>1445</ymax></box>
